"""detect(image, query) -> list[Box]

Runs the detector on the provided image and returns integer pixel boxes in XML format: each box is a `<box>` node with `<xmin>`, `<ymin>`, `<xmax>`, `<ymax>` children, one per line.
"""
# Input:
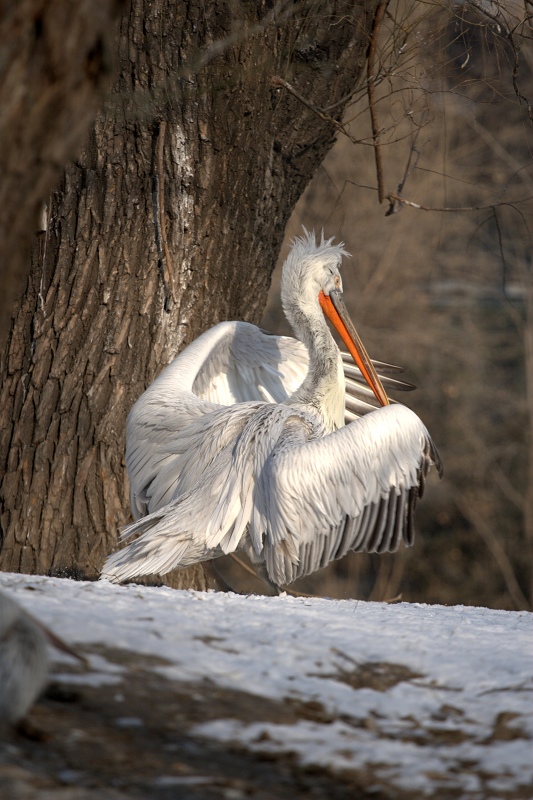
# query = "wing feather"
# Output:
<box><xmin>333</xmin><ymin>516</ymin><xmax>358</xmax><ymax>561</ymax></box>
<box><xmin>365</xmin><ymin>494</ymin><xmax>393</xmax><ymax>553</ymax></box>
<box><xmin>256</xmin><ymin>404</ymin><xmax>441</xmax><ymax>586</ymax></box>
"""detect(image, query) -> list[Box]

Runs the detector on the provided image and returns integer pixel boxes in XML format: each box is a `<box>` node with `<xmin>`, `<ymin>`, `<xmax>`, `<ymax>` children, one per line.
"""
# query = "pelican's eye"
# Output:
<box><xmin>334</xmin><ymin>275</ymin><xmax>341</xmax><ymax>289</ymax></box>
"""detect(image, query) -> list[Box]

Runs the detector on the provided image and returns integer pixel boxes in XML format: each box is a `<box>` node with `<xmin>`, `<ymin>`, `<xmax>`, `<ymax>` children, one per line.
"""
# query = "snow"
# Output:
<box><xmin>1</xmin><ymin>572</ymin><xmax>532</xmax><ymax>797</ymax></box>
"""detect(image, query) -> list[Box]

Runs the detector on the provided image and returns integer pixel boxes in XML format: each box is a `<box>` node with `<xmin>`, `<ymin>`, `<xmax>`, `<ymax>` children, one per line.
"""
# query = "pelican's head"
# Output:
<box><xmin>281</xmin><ymin>229</ymin><xmax>347</xmax><ymax>314</ymax></box>
<box><xmin>281</xmin><ymin>229</ymin><xmax>389</xmax><ymax>408</ymax></box>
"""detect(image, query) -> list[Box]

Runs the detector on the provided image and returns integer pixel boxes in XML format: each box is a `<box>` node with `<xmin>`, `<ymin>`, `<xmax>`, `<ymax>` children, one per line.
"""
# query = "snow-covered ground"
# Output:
<box><xmin>1</xmin><ymin>572</ymin><xmax>532</xmax><ymax>798</ymax></box>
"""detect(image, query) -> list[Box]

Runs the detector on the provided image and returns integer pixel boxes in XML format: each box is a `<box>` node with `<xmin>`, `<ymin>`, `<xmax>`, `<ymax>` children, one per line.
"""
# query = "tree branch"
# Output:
<box><xmin>367</xmin><ymin>1</ymin><xmax>389</xmax><ymax>203</ymax></box>
<box><xmin>386</xmin><ymin>192</ymin><xmax>533</xmax><ymax>214</ymax></box>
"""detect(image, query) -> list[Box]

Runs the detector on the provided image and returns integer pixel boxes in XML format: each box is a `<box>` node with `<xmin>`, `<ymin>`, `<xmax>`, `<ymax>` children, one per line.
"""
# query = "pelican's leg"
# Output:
<box><xmin>201</xmin><ymin>560</ymin><xmax>234</xmax><ymax>592</ymax></box>
<box><xmin>248</xmin><ymin>562</ymin><xmax>282</xmax><ymax>596</ymax></box>
<box><xmin>223</xmin><ymin>554</ymin><xmax>281</xmax><ymax>596</ymax></box>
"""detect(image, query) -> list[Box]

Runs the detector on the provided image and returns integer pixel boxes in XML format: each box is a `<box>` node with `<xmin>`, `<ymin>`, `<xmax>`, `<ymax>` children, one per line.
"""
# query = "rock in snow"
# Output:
<box><xmin>0</xmin><ymin>590</ymin><xmax>49</xmax><ymax>724</ymax></box>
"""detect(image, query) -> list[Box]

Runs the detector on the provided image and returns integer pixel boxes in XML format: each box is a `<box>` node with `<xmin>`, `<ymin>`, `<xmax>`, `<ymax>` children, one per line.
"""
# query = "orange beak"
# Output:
<box><xmin>319</xmin><ymin>289</ymin><xmax>390</xmax><ymax>407</ymax></box>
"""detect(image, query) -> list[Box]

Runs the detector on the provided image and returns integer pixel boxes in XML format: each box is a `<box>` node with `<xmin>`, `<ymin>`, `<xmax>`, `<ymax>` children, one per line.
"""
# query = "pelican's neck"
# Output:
<box><xmin>284</xmin><ymin>299</ymin><xmax>345</xmax><ymax>432</ymax></box>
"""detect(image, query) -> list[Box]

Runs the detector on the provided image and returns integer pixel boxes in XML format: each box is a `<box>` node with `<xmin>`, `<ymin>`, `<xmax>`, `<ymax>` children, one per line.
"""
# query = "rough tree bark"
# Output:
<box><xmin>0</xmin><ymin>0</ymin><xmax>126</xmax><ymax>334</ymax></box>
<box><xmin>0</xmin><ymin>0</ymin><xmax>377</xmax><ymax>588</ymax></box>
<box><xmin>526</xmin><ymin>286</ymin><xmax>533</xmax><ymax>606</ymax></box>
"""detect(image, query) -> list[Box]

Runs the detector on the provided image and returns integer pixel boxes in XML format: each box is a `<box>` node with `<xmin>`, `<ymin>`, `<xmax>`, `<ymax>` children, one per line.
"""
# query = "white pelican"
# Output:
<box><xmin>101</xmin><ymin>231</ymin><xmax>441</xmax><ymax>587</ymax></box>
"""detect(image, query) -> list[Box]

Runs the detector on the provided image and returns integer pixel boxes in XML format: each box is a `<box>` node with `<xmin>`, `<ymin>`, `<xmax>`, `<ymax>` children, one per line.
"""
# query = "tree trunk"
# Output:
<box><xmin>0</xmin><ymin>0</ymin><xmax>376</xmax><ymax>588</ymax></box>
<box><xmin>0</xmin><ymin>0</ymin><xmax>125</xmax><ymax>334</ymax></box>
<box><xmin>525</xmin><ymin>284</ymin><xmax>533</xmax><ymax>606</ymax></box>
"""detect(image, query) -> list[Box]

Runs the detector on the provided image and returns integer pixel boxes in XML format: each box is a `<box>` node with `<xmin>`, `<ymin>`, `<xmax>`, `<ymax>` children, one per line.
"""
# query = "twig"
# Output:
<box><xmin>270</xmin><ymin>76</ymin><xmax>429</xmax><ymax>152</ymax></box>
<box><xmin>367</xmin><ymin>1</ymin><xmax>389</xmax><ymax>203</ymax></box>
<box><xmin>385</xmin><ymin>128</ymin><xmax>421</xmax><ymax>215</ymax></box>
<box><xmin>451</xmin><ymin>489</ymin><xmax>530</xmax><ymax>611</ymax></box>
<box><xmin>510</xmin><ymin>36</ymin><xmax>533</xmax><ymax>123</ymax></box>
<box><xmin>229</xmin><ymin>553</ymin><xmax>264</xmax><ymax>581</ymax></box>
<box><xmin>492</xmin><ymin>210</ymin><xmax>509</xmax><ymax>293</ymax></box>
<box><xmin>270</xmin><ymin>76</ymin><xmax>348</xmax><ymax>135</ymax></box>
<box><xmin>465</xmin><ymin>0</ymin><xmax>532</xmax><ymax>122</ymax></box>
<box><xmin>386</xmin><ymin>192</ymin><xmax>532</xmax><ymax>214</ymax></box>
<box><xmin>397</xmin><ymin>136</ymin><xmax>420</xmax><ymax>196</ymax></box>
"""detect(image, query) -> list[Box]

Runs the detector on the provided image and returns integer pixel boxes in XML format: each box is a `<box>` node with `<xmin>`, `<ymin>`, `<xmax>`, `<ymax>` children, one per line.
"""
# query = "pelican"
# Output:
<box><xmin>101</xmin><ymin>230</ymin><xmax>441</xmax><ymax>587</ymax></box>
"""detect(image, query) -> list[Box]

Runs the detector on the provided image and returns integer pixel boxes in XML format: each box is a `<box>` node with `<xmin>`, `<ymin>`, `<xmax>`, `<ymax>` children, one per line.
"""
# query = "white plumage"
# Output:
<box><xmin>101</xmin><ymin>231</ymin><xmax>441</xmax><ymax>587</ymax></box>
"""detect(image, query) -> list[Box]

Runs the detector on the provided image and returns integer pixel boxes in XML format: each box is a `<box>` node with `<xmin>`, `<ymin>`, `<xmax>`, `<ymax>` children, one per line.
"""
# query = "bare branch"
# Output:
<box><xmin>451</xmin><ymin>488</ymin><xmax>530</xmax><ymax>611</ymax></box>
<box><xmin>367</xmin><ymin>1</ymin><xmax>389</xmax><ymax>203</ymax></box>
<box><xmin>270</xmin><ymin>76</ymin><xmax>349</xmax><ymax>134</ymax></box>
<box><xmin>271</xmin><ymin>76</ymin><xmax>433</xmax><ymax>151</ymax></box>
<box><xmin>386</xmin><ymin>191</ymin><xmax>533</xmax><ymax>215</ymax></box>
<box><xmin>465</xmin><ymin>0</ymin><xmax>533</xmax><ymax>121</ymax></box>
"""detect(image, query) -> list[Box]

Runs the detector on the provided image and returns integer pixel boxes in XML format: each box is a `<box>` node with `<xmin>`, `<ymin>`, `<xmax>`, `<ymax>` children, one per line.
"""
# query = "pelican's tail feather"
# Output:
<box><xmin>100</xmin><ymin>505</ymin><xmax>205</xmax><ymax>584</ymax></box>
<box><xmin>100</xmin><ymin>445</ymin><xmax>251</xmax><ymax>585</ymax></box>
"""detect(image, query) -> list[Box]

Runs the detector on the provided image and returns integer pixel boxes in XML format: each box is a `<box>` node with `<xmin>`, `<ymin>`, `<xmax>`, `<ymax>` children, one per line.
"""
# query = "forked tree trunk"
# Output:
<box><xmin>0</xmin><ymin>0</ymin><xmax>376</xmax><ymax>588</ymax></box>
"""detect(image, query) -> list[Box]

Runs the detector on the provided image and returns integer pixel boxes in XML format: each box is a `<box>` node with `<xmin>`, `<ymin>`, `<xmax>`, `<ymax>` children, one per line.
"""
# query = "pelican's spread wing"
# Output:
<box><xmin>127</xmin><ymin>400</ymin><xmax>263</xmax><ymax>518</ymax></box>
<box><xmin>169</xmin><ymin>321</ymin><xmax>408</xmax><ymax>411</ymax></box>
<box><xmin>126</xmin><ymin>321</ymin><xmax>412</xmax><ymax>519</ymax></box>
<box><xmin>102</xmin><ymin>403</ymin><xmax>293</xmax><ymax>584</ymax></box>
<box><xmin>103</xmin><ymin>402</ymin><xmax>440</xmax><ymax>587</ymax></box>
<box><xmin>192</xmin><ymin>323</ymin><xmax>309</xmax><ymax>405</ymax></box>
<box><xmin>126</xmin><ymin>321</ymin><xmax>307</xmax><ymax>518</ymax></box>
<box><xmin>253</xmin><ymin>404</ymin><xmax>442</xmax><ymax>586</ymax></box>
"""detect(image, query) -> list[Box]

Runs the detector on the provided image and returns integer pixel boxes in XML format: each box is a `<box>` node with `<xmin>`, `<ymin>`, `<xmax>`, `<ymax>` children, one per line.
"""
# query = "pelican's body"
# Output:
<box><xmin>102</xmin><ymin>232</ymin><xmax>441</xmax><ymax>586</ymax></box>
